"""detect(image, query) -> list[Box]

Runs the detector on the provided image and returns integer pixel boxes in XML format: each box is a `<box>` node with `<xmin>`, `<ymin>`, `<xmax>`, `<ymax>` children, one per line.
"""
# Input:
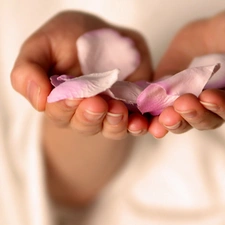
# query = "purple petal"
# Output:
<box><xmin>50</xmin><ymin>75</ymin><xmax>75</xmax><ymax>87</ymax></box>
<box><xmin>47</xmin><ymin>69</ymin><xmax>119</xmax><ymax>102</ymax></box>
<box><xmin>135</xmin><ymin>80</ymin><xmax>150</xmax><ymax>89</ymax></box>
<box><xmin>137</xmin><ymin>65</ymin><xmax>219</xmax><ymax>115</ymax></box>
<box><xmin>76</xmin><ymin>28</ymin><xmax>140</xmax><ymax>80</ymax></box>
<box><xmin>189</xmin><ymin>54</ymin><xmax>225</xmax><ymax>89</ymax></box>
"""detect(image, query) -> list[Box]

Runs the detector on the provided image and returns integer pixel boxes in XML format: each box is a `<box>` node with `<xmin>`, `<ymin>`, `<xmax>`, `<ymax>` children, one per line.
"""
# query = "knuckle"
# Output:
<box><xmin>190</xmin><ymin>117</ymin><xmax>221</xmax><ymax>130</ymax></box>
<box><xmin>70</xmin><ymin>122</ymin><xmax>102</xmax><ymax>136</ymax></box>
<box><xmin>10</xmin><ymin>65</ymin><xmax>23</xmax><ymax>92</ymax></box>
<box><xmin>46</xmin><ymin>111</ymin><xmax>67</xmax><ymax>127</ymax></box>
<box><xmin>196</xmin><ymin>122</ymin><xmax>222</xmax><ymax>130</ymax></box>
<box><xmin>102</xmin><ymin>129</ymin><xmax>128</xmax><ymax>140</ymax></box>
<box><xmin>170</xmin><ymin>122</ymin><xmax>191</xmax><ymax>134</ymax></box>
<box><xmin>45</xmin><ymin>110</ymin><xmax>58</xmax><ymax>121</ymax></box>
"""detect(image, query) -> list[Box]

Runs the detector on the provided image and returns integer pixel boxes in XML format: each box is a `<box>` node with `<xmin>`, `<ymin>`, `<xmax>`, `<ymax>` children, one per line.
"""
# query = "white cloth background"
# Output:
<box><xmin>1</xmin><ymin>0</ymin><xmax>225</xmax><ymax>224</ymax></box>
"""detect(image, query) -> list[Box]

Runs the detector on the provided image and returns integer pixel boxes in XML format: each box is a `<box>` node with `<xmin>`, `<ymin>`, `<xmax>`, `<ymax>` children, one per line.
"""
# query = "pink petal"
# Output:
<box><xmin>76</xmin><ymin>28</ymin><xmax>140</xmax><ymax>81</ymax></box>
<box><xmin>103</xmin><ymin>81</ymin><xmax>143</xmax><ymax>104</ymax></box>
<box><xmin>50</xmin><ymin>75</ymin><xmax>75</xmax><ymax>87</ymax></box>
<box><xmin>137</xmin><ymin>65</ymin><xmax>219</xmax><ymax>115</ymax></box>
<box><xmin>189</xmin><ymin>54</ymin><xmax>225</xmax><ymax>89</ymax></box>
<box><xmin>47</xmin><ymin>69</ymin><xmax>119</xmax><ymax>102</ymax></box>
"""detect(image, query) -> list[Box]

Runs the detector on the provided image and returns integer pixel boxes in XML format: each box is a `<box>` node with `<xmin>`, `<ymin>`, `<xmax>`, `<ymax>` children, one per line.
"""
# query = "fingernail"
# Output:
<box><xmin>27</xmin><ymin>80</ymin><xmax>40</xmax><ymax>108</ymax></box>
<box><xmin>200</xmin><ymin>101</ymin><xmax>219</xmax><ymax>112</ymax></box>
<box><xmin>128</xmin><ymin>129</ymin><xmax>146</xmax><ymax>136</ymax></box>
<box><xmin>176</xmin><ymin>110</ymin><xmax>197</xmax><ymax>118</ymax></box>
<box><xmin>106</xmin><ymin>112</ymin><xmax>123</xmax><ymax>125</ymax></box>
<box><xmin>84</xmin><ymin>110</ymin><xmax>105</xmax><ymax>121</ymax></box>
<box><xmin>65</xmin><ymin>99</ymin><xmax>81</xmax><ymax>108</ymax></box>
<box><xmin>164</xmin><ymin>121</ymin><xmax>181</xmax><ymax>130</ymax></box>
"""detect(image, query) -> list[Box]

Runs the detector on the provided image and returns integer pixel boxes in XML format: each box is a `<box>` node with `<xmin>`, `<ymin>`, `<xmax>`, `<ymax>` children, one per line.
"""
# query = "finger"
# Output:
<box><xmin>11</xmin><ymin>36</ymin><xmax>53</xmax><ymax>111</ymax></box>
<box><xmin>102</xmin><ymin>100</ymin><xmax>128</xmax><ymax>140</ymax></box>
<box><xmin>128</xmin><ymin>113</ymin><xmax>149</xmax><ymax>136</ymax></box>
<box><xmin>10</xmin><ymin>12</ymin><xmax>107</xmax><ymax>111</ymax></box>
<box><xmin>174</xmin><ymin>94</ymin><xmax>223</xmax><ymax>130</ymax></box>
<box><xmin>11</xmin><ymin>11</ymin><xmax>153</xmax><ymax>112</ymax></box>
<box><xmin>148</xmin><ymin>116</ymin><xmax>168</xmax><ymax>139</ymax></box>
<box><xmin>199</xmin><ymin>89</ymin><xmax>225</xmax><ymax>120</ymax></box>
<box><xmin>70</xmin><ymin>96</ymin><xmax>108</xmax><ymax>135</ymax></box>
<box><xmin>45</xmin><ymin>99</ymin><xmax>82</xmax><ymax>127</ymax></box>
<box><xmin>159</xmin><ymin>106</ymin><xmax>191</xmax><ymax>134</ymax></box>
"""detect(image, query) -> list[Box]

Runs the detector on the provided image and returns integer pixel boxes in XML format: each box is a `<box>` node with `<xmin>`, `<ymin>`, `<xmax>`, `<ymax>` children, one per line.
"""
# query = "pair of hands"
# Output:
<box><xmin>11</xmin><ymin>11</ymin><xmax>225</xmax><ymax>140</ymax></box>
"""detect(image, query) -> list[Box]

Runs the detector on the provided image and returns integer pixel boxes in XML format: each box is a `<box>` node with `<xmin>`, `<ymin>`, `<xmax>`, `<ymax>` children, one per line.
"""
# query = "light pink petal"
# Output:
<box><xmin>76</xmin><ymin>28</ymin><xmax>140</xmax><ymax>81</ymax></box>
<box><xmin>137</xmin><ymin>65</ymin><xmax>219</xmax><ymax>115</ymax></box>
<box><xmin>189</xmin><ymin>54</ymin><xmax>225</xmax><ymax>89</ymax></box>
<box><xmin>47</xmin><ymin>69</ymin><xmax>119</xmax><ymax>102</ymax></box>
<box><xmin>159</xmin><ymin>65</ymin><xmax>220</xmax><ymax>96</ymax></box>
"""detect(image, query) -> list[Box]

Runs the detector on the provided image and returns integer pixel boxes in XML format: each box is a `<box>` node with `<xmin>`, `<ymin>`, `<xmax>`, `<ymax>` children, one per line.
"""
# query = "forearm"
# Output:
<box><xmin>42</xmin><ymin>115</ymin><xmax>133</xmax><ymax>206</ymax></box>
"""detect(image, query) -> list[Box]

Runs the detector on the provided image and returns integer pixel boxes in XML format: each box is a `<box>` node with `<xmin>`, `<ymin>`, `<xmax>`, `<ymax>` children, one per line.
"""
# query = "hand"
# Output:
<box><xmin>148</xmin><ymin>11</ymin><xmax>225</xmax><ymax>138</ymax></box>
<box><xmin>11</xmin><ymin>11</ymin><xmax>152</xmax><ymax>140</ymax></box>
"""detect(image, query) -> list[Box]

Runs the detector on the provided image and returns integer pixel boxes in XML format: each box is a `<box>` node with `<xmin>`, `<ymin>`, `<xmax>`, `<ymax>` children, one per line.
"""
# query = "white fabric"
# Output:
<box><xmin>1</xmin><ymin>0</ymin><xmax>225</xmax><ymax>224</ymax></box>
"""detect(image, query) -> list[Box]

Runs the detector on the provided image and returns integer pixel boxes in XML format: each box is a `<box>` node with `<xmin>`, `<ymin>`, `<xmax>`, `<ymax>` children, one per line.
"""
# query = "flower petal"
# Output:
<box><xmin>50</xmin><ymin>75</ymin><xmax>75</xmax><ymax>87</ymax></box>
<box><xmin>189</xmin><ymin>53</ymin><xmax>225</xmax><ymax>89</ymax></box>
<box><xmin>76</xmin><ymin>28</ymin><xmax>140</xmax><ymax>80</ymax></box>
<box><xmin>47</xmin><ymin>69</ymin><xmax>119</xmax><ymax>102</ymax></box>
<box><xmin>137</xmin><ymin>65</ymin><xmax>219</xmax><ymax>115</ymax></box>
<box><xmin>103</xmin><ymin>81</ymin><xmax>143</xmax><ymax>104</ymax></box>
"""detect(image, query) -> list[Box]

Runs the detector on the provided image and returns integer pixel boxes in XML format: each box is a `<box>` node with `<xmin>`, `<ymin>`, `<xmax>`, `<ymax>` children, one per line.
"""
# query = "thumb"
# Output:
<box><xmin>155</xmin><ymin>11</ymin><xmax>225</xmax><ymax>80</ymax></box>
<box><xmin>11</xmin><ymin>35</ymin><xmax>52</xmax><ymax>111</ymax></box>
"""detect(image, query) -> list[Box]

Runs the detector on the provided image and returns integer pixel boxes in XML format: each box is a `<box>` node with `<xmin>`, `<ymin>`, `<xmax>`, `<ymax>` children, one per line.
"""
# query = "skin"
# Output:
<box><xmin>150</xmin><ymin>11</ymin><xmax>225</xmax><ymax>138</ymax></box>
<box><xmin>11</xmin><ymin>11</ymin><xmax>152</xmax><ymax>206</ymax></box>
<box><xmin>11</xmin><ymin>10</ymin><xmax>225</xmax><ymax>206</ymax></box>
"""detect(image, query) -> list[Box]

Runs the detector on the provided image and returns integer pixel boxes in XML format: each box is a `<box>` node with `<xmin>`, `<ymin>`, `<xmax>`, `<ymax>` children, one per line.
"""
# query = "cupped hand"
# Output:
<box><xmin>11</xmin><ymin>11</ymin><xmax>152</xmax><ymax>140</ymax></box>
<box><xmin>149</xmin><ymin>11</ymin><xmax>225</xmax><ymax>138</ymax></box>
